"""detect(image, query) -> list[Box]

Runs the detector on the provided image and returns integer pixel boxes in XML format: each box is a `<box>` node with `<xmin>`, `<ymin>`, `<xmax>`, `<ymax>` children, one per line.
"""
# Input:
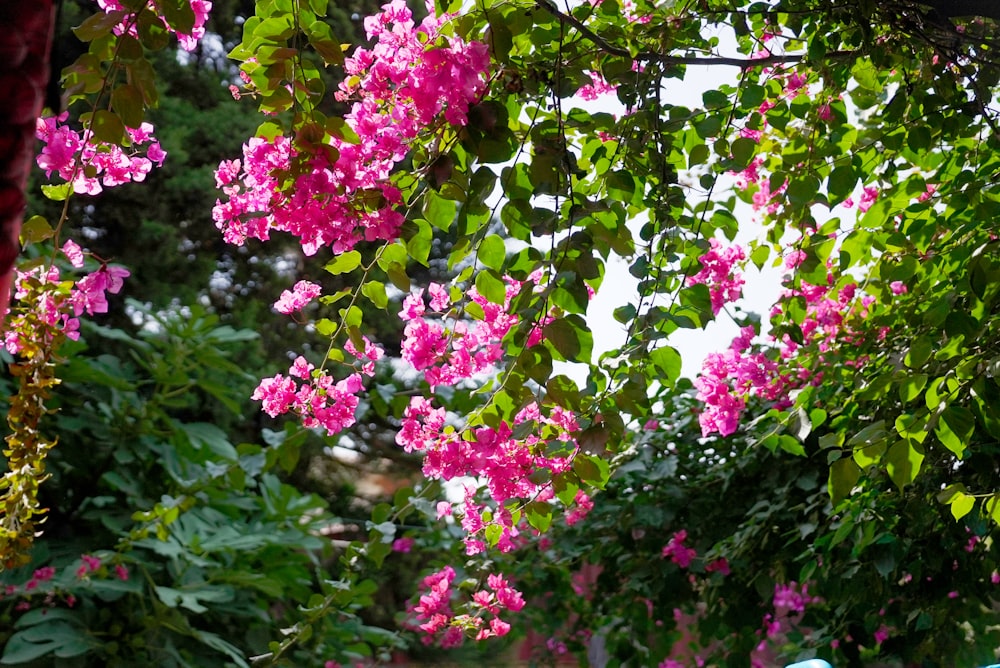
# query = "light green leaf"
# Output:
<box><xmin>475</xmin><ymin>269</ymin><xmax>506</xmax><ymax>305</ymax></box>
<box><xmin>478</xmin><ymin>234</ymin><xmax>506</xmax><ymax>271</ymax></box>
<box><xmin>324</xmin><ymin>250</ymin><xmax>362</xmax><ymax>275</ymax></box>
<box><xmin>361</xmin><ymin>280</ymin><xmax>388</xmax><ymax>309</ymax></box>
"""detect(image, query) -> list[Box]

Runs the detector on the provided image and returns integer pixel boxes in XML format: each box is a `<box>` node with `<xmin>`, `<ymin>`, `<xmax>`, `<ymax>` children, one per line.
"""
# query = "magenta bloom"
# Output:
<box><xmin>273</xmin><ymin>280</ymin><xmax>322</xmax><ymax>314</ymax></box>
<box><xmin>686</xmin><ymin>238</ymin><xmax>747</xmax><ymax>315</ymax></box>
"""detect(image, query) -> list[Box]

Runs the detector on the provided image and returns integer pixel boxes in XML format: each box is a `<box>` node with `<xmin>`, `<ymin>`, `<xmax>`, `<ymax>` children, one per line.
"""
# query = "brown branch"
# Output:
<box><xmin>920</xmin><ymin>0</ymin><xmax>1000</xmax><ymax>21</ymax></box>
<box><xmin>535</xmin><ymin>0</ymin><xmax>859</xmax><ymax>68</ymax></box>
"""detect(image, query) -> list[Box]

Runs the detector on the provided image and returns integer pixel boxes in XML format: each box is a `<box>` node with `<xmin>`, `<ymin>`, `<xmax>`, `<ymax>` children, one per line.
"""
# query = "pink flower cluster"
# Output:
<box><xmin>778</xmin><ymin>278</ymin><xmax>875</xmax><ymax>356</ymax></box>
<box><xmin>4</xmin><ymin>242</ymin><xmax>129</xmax><ymax>353</ymax></box>
<box><xmin>411</xmin><ymin>567</ymin><xmax>525</xmax><ymax>647</ymax></box>
<box><xmin>213</xmin><ymin>1</ymin><xmax>489</xmax><ymax>257</ymax></box>
<box><xmin>751</xmin><ymin>581</ymin><xmax>821</xmax><ymax>667</ymax></box>
<box><xmin>686</xmin><ymin>238</ymin><xmax>746</xmax><ymax>316</ymax></box>
<box><xmin>564</xmin><ymin>490</ymin><xmax>594</xmax><ymax>526</ymax></box>
<box><xmin>36</xmin><ymin>116</ymin><xmax>167</xmax><ymax>195</ymax></box>
<box><xmin>661</xmin><ymin>529</ymin><xmax>697</xmax><ymax>568</ymax></box>
<box><xmin>694</xmin><ymin>326</ymin><xmax>789</xmax><ymax>437</ymax></box>
<box><xmin>273</xmin><ymin>280</ymin><xmax>322</xmax><ymax>314</ymax></box>
<box><xmin>97</xmin><ymin>0</ymin><xmax>211</xmax><ymax>52</ymax></box>
<box><xmin>398</xmin><ymin>280</ymin><xmax>529</xmax><ymax>388</ymax></box>
<box><xmin>2</xmin><ymin>554</ymin><xmax>129</xmax><ymax>614</ymax></box>
<box><xmin>843</xmin><ymin>185</ymin><xmax>879</xmax><ymax>213</ymax></box>
<box><xmin>398</xmin><ymin>400</ymin><xmax>580</xmax><ymax>554</ymax></box>
<box><xmin>577</xmin><ymin>72</ymin><xmax>618</xmax><ymax>100</ymax></box>
<box><xmin>252</xmin><ymin>356</ymin><xmax>365</xmax><ymax>436</ymax></box>
<box><xmin>695</xmin><ymin>236</ymin><xmax>900</xmax><ymax>437</ymax></box>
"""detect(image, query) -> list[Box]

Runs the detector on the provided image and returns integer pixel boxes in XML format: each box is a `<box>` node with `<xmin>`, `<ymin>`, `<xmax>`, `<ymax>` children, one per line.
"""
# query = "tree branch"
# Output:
<box><xmin>920</xmin><ymin>0</ymin><xmax>1000</xmax><ymax>21</ymax></box>
<box><xmin>535</xmin><ymin>0</ymin><xmax>858</xmax><ymax>68</ymax></box>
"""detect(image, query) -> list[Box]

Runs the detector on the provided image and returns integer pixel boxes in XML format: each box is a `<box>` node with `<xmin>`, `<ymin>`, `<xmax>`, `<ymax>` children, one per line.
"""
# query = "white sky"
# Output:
<box><xmin>572</xmin><ymin>62</ymin><xmax>786</xmax><ymax>379</ymax></box>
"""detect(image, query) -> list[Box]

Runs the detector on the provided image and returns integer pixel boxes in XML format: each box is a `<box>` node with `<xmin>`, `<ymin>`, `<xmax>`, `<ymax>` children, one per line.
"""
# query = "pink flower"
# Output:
<box><xmin>489</xmin><ymin>617</ymin><xmax>511</xmax><ymax>637</ymax></box>
<box><xmin>661</xmin><ymin>530</ymin><xmax>697</xmax><ymax>568</ymax></box>
<box><xmin>705</xmin><ymin>557</ymin><xmax>730</xmax><ymax>576</ymax></box>
<box><xmin>858</xmin><ymin>186</ymin><xmax>879</xmax><ymax>213</ymax></box>
<box><xmin>889</xmin><ymin>281</ymin><xmax>907</xmax><ymax>295</ymax></box>
<box><xmin>577</xmin><ymin>71</ymin><xmax>617</xmax><ymax>100</ymax></box>
<box><xmin>215</xmin><ymin>2</ymin><xmax>488</xmax><ymax>257</ymax></box>
<box><xmin>147</xmin><ymin>142</ymin><xmax>167</xmax><ymax>166</ymax></box>
<box><xmin>565</xmin><ymin>490</ymin><xmax>594</xmax><ymax>526</ymax></box>
<box><xmin>76</xmin><ymin>554</ymin><xmax>101</xmax><ymax>578</ymax></box>
<box><xmin>274</xmin><ymin>280</ymin><xmax>322</xmax><ymax>314</ymax></box>
<box><xmin>784</xmin><ymin>249</ymin><xmax>807</xmax><ymax>270</ymax></box>
<box><xmin>686</xmin><ymin>238</ymin><xmax>747</xmax><ymax>315</ymax></box>
<box><xmin>252</xmin><ymin>364</ymin><xmax>363</xmax><ymax>436</ymax></box>
<box><xmin>785</xmin><ymin>72</ymin><xmax>808</xmax><ymax>93</ymax></box>
<box><xmin>428</xmin><ymin>282</ymin><xmax>450</xmax><ymax>312</ymax></box>
<box><xmin>114</xmin><ymin>564</ymin><xmax>129</xmax><ymax>581</ymax></box>
<box><xmin>344</xmin><ymin>335</ymin><xmax>384</xmax><ymax>376</ymax></box>
<box><xmin>392</xmin><ymin>537</ymin><xmax>415</xmax><ymax>553</ymax></box>
<box><xmin>62</xmin><ymin>240</ymin><xmax>85</xmax><ymax>268</ymax></box>
<box><xmin>35</xmin><ymin>115</ymin><xmax>168</xmax><ymax>194</ymax></box>
<box><xmin>773</xmin><ymin>581</ymin><xmax>818</xmax><ymax>614</ymax></box>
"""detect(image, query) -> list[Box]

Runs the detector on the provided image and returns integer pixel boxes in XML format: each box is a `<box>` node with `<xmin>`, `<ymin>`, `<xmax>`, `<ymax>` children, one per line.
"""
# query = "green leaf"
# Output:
<box><xmin>694</xmin><ymin>114</ymin><xmax>722</xmax><ymax>138</ymax></box>
<box><xmin>158</xmin><ymin>0</ymin><xmax>196</xmax><ymax>34</ymax></box>
<box><xmin>545</xmin><ymin>375</ymin><xmax>580</xmax><ymax>409</ymax></box>
<box><xmin>526</xmin><ymin>501</ymin><xmax>552</xmax><ymax>532</ymax></box>
<box><xmin>19</xmin><ymin>216</ymin><xmax>53</xmax><ymax>245</ymax></box>
<box><xmin>986</xmin><ymin>494</ymin><xmax>1000</xmax><ymax>526</ymax></box>
<box><xmin>2</xmin><ymin>622</ymin><xmax>91</xmax><ymax>664</ymax></box>
<box><xmin>573</xmin><ymin>454</ymin><xmax>609</xmax><ymax>487</ymax></box>
<box><xmin>422</xmin><ymin>189</ymin><xmax>455</xmax><ymax>230</ymax></box>
<box><xmin>907</xmin><ymin>125</ymin><xmax>932</xmax><ymax>152</ymax></box>
<box><xmin>73</xmin><ymin>10</ymin><xmax>129</xmax><ymax>41</ymax></box>
<box><xmin>648</xmin><ymin>346</ymin><xmax>681</xmax><ymax>383</ymax></box>
<box><xmin>542</xmin><ymin>316</ymin><xmax>592</xmax><ymax>363</ymax></box>
<box><xmin>478</xmin><ymin>234</ymin><xmax>506</xmax><ymax>271</ymax></box>
<box><xmin>180</xmin><ymin>422</ymin><xmax>238</xmax><ymax>461</ymax></box>
<box><xmin>730</xmin><ymin>137</ymin><xmax>756</xmax><ymax>169</ymax></box>
<box><xmin>305</xmin><ymin>20</ymin><xmax>344</xmax><ymax>66</ymax></box>
<box><xmin>935</xmin><ymin>405</ymin><xmax>975</xmax><ymax>457</ymax></box>
<box><xmin>606</xmin><ymin>171</ymin><xmax>636</xmax><ymax>202</ymax></box>
<box><xmin>951</xmin><ymin>492</ymin><xmax>975</xmax><ymax>521</ymax></box>
<box><xmin>111</xmin><ymin>84</ymin><xmax>145</xmax><ymax>129</ymax></box>
<box><xmin>386</xmin><ymin>263</ymin><xmax>410</xmax><ymax>292</ymax></box>
<box><xmin>828</xmin><ymin>457</ymin><xmax>860</xmax><ymax>505</ymax></box>
<box><xmin>898</xmin><ymin>374</ymin><xmax>927</xmax><ymax>404</ymax></box>
<box><xmin>324</xmin><ymin>250</ymin><xmax>362</xmax><ymax>275</ymax></box>
<box><xmin>475</xmin><ymin>269</ymin><xmax>506</xmax><ymax>305</ymax></box>
<box><xmin>361</xmin><ymin>281</ymin><xmax>388</xmax><ymax>309</ymax></box>
<box><xmin>851</xmin><ymin>59</ymin><xmax>881</xmax><ymax>91</ymax></box>
<box><xmin>905</xmin><ymin>336</ymin><xmax>933</xmax><ymax>369</ymax></box>
<box><xmin>89</xmin><ymin>109</ymin><xmax>126</xmax><ymax>145</ymax></box>
<box><xmin>886</xmin><ymin>439</ymin><xmax>924</xmax><ymax>491</ymax></box>
<box><xmin>40</xmin><ymin>182</ymin><xmax>73</xmax><ymax>202</ymax></box>
<box><xmin>827</xmin><ymin>165</ymin><xmax>857</xmax><ymax>200</ymax></box>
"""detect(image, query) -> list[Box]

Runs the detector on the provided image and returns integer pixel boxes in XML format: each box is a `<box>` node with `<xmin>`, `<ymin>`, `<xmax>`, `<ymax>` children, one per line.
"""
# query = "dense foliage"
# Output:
<box><xmin>4</xmin><ymin>0</ymin><xmax>1000</xmax><ymax>665</ymax></box>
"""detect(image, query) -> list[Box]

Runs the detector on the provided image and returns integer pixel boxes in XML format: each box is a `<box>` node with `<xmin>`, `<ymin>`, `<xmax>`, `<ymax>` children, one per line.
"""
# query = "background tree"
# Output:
<box><xmin>4</xmin><ymin>0</ymin><xmax>1000</xmax><ymax>665</ymax></box>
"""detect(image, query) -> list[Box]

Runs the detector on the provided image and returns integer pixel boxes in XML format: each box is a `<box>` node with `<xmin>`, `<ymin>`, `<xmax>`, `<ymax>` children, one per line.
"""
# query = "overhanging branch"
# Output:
<box><xmin>535</xmin><ymin>0</ymin><xmax>858</xmax><ymax>68</ymax></box>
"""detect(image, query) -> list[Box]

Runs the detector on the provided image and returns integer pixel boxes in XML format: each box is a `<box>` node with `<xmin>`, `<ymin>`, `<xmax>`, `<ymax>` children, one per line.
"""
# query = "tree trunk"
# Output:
<box><xmin>0</xmin><ymin>0</ymin><xmax>55</xmax><ymax>317</ymax></box>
